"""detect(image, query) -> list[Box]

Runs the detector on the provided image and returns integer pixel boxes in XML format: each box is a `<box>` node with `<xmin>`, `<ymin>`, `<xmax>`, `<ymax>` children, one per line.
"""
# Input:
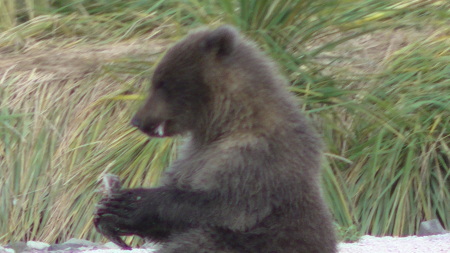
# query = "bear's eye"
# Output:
<box><xmin>154</xmin><ymin>80</ymin><xmax>166</xmax><ymax>90</ymax></box>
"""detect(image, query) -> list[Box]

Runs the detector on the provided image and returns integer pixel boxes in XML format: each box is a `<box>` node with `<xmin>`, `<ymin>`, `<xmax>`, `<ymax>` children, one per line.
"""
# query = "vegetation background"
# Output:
<box><xmin>0</xmin><ymin>0</ymin><xmax>449</xmax><ymax>246</ymax></box>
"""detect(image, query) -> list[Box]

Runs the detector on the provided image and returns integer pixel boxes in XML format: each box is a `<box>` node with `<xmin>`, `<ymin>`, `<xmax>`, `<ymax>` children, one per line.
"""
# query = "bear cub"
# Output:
<box><xmin>94</xmin><ymin>25</ymin><xmax>337</xmax><ymax>253</ymax></box>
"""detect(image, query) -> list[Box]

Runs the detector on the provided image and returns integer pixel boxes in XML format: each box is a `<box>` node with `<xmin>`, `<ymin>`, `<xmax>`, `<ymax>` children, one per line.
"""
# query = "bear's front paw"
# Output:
<box><xmin>94</xmin><ymin>190</ymin><xmax>144</xmax><ymax>250</ymax></box>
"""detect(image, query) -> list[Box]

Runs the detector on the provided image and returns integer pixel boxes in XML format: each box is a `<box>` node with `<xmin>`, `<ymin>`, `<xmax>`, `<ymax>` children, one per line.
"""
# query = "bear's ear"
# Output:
<box><xmin>203</xmin><ymin>25</ymin><xmax>238</xmax><ymax>57</ymax></box>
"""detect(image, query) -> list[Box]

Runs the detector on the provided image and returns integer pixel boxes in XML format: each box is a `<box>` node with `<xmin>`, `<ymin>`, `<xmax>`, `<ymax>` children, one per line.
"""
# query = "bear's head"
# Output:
<box><xmin>131</xmin><ymin>26</ymin><xmax>240</xmax><ymax>138</ymax></box>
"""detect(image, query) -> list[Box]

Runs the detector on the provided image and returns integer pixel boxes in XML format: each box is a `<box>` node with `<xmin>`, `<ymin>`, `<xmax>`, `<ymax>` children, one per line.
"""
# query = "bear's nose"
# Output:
<box><xmin>130</xmin><ymin>117</ymin><xmax>142</xmax><ymax>128</ymax></box>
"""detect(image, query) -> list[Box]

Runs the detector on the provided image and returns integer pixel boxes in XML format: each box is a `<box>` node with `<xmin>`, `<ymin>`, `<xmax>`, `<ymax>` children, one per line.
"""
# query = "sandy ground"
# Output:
<box><xmin>337</xmin><ymin>234</ymin><xmax>450</xmax><ymax>253</ymax></box>
<box><xmin>79</xmin><ymin>234</ymin><xmax>450</xmax><ymax>253</ymax></box>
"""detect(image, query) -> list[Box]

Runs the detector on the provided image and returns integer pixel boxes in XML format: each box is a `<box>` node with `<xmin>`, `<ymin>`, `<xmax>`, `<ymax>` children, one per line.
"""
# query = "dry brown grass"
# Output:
<box><xmin>313</xmin><ymin>27</ymin><xmax>439</xmax><ymax>77</ymax></box>
<box><xmin>0</xmin><ymin>40</ymin><xmax>167</xmax><ymax>79</ymax></box>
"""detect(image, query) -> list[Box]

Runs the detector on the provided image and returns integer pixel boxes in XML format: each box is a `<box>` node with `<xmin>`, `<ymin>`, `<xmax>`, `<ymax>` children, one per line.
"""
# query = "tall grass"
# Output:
<box><xmin>345</xmin><ymin>36</ymin><xmax>450</xmax><ymax>235</ymax></box>
<box><xmin>0</xmin><ymin>57</ymin><xmax>175</xmax><ymax>243</ymax></box>
<box><xmin>0</xmin><ymin>0</ymin><xmax>449</xmax><ymax>245</ymax></box>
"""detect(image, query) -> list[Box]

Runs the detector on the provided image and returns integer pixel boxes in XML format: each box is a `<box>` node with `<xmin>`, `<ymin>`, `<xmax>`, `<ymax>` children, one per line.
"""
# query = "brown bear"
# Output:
<box><xmin>94</xmin><ymin>25</ymin><xmax>337</xmax><ymax>253</ymax></box>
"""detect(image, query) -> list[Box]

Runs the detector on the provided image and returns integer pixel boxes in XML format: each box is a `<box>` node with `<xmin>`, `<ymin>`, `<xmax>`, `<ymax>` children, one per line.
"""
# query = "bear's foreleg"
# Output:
<box><xmin>94</xmin><ymin>187</ymin><xmax>222</xmax><ymax>244</ymax></box>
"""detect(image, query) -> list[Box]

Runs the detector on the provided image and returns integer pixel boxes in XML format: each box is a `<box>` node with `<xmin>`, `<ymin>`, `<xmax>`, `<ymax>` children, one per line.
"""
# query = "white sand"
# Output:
<box><xmin>338</xmin><ymin>234</ymin><xmax>450</xmax><ymax>253</ymax></box>
<box><xmin>82</xmin><ymin>233</ymin><xmax>450</xmax><ymax>253</ymax></box>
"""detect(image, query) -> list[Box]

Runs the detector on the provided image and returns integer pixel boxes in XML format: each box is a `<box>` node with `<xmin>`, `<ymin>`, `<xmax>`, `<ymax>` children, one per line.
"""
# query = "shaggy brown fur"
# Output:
<box><xmin>94</xmin><ymin>25</ymin><xmax>337</xmax><ymax>253</ymax></box>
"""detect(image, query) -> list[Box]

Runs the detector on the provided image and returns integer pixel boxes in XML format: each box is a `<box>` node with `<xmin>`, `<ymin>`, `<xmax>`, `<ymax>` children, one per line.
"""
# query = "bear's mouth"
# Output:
<box><xmin>132</xmin><ymin>118</ymin><xmax>171</xmax><ymax>138</ymax></box>
<box><xmin>148</xmin><ymin>120</ymin><xmax>167</xmax><ymax>138</ymax></box>
<box><xmin>154</xmin><ymin>121</ymin><xmax>166</xmax><ymax>137</ymax></box>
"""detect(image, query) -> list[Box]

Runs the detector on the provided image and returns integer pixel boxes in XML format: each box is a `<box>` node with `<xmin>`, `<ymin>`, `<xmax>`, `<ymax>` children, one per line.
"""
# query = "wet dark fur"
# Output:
<box><xmin>94</xmin><ymin>25</ymin><xmax>337</xmax><ymax>253</ymax></box>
